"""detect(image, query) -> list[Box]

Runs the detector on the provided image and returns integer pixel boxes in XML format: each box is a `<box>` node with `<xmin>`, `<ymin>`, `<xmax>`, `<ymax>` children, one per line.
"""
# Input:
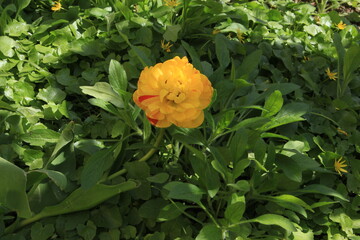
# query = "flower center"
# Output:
<box><xmin>160</xmin><ymin>79</ymin><xmax>186</xmax><ymax>104</ymax></box>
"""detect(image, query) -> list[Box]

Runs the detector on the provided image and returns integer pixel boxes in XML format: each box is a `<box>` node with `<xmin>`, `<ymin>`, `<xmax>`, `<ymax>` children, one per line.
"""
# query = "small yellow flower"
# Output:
<box><xmin>303</xmin><ymin>56</ymin><xmax>310</xmax><ymax>61</ymax></box>
<box><xmin>334</xmin><ymin>157</ymin><xmax>348</xmax><ymax>176</ymax></box>
<box><xmin>161</xmin><ymin>40</ymin><xmax>173</xmax><ymax>53</ymax></box>
<box><xmin>336</xmin><ymin>21</ymin><xmax>347</xmax><ymax>30</ymax></box>
<box><xmin>51</xmin><ymin>1</ymin><xmax>62</xmax><ymax>11</ymax></box>
<box><xmin>212</xmin><ymin>29</ymin><xmax>220</xmax><ymax>35</ymax></box>
<box><xmin>133</xmin><ymin>56</ymin><xmax>213</xmax><ymax>128</ymax></box>
<box><xmin>326</xmin><ymin>68</ymin><xmax>337</xmax><ymax>80</ymax></box>
<box><xmin>164</xmin><ymin>0</ymin><xmax>180</xmax><ymax>7</ymax></box>
<box><xmin>236</xmin><ymin>29</ymin><xmax>245</xmax><ymax>43</ymax></box>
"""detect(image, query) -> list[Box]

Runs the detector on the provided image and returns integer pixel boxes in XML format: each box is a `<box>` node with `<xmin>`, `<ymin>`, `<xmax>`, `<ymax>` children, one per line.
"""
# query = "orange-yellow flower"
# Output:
<box><xmin>51</xmin><ymin>1</ymin><xmax>62</xmax><ymax>11</ymax></box>
<box><xmin>133</xmin><ymin>56</ymin><xmax>213</xmax><ymax>128</ymax></box>
<box><xmin>326</xmin><ymin>68</ymin><xmax>337</xmax><ymax>80</ymax></box>
<box><xmin>334</xmin><ymin>157</ymin><xmax>348</xmax><ymax>176</ymax></box>
<box><xmin>336</xmin><ymin>21</ymin><xmax>347</xmax><ymax>30</ymax></box>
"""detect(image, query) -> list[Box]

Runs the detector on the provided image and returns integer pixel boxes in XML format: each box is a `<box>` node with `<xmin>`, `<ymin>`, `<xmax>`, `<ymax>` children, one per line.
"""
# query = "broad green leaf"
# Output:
<box><xmin>225</xmin><ymin>195</ymin><xmax>246</xmax><ymax>223</ymax></box>
<box><xmin>275</xmin><ymin>154</ymin><xmax>302</xmax><ymax>182</ymax></box>
<box><xmin>70</xmin><ymin>39</ymin><xmax>105</xmax><ymax>58</ymax></box>
<box><xmin>157</xmin><ymin>202</ymin><xmax>189</xmax><ymax>222</ymax></box>
<box><xmin>80</xmin><ymin>82</ymin><xmax>124</xmax><ymax>108</ymax></box>
<box><xmin>146</xmin><ymin>173</ymin><xmax>169</xmax><ymax>184</ymax></box>
<box><xmin>15</xmin><ymin>0</ymin><xmax>31</xmax><ymax>15</ymax></box>
<box><xmin>190</xmin><ymin>155</ymin><xmax>220</xmax><ymax>198</ymax></box>
<box><xmin>181</xmin><ymin>40</ymin><xmax>203</xmax><ymax>72</ymax></box>
<box><xmin>109</xmin><ymin>59</ymin><xmax>128</xmax><ymax>96</ymax></box>
<box><xmin>252</xmin><ymin>214</ymin><xmax>296</xmax><ymax>232</ymax></box>
<box><xmin>343</xmin><ymin>45</ymin><xmax>360</xmax><ymax>91</ymax></box>
<box><xmin>150</xmin><ymin>5</ymin><xmax>172</xmax><ymax>18</ymax></box>
<box><xmin>228</xmin><ymin>117</ymin><xmax>269</xmax><ymax>133</ymax></box>
<box><xmin>0</xmin><ymin>157</ymin><xmax>32</xmax><ymax>218</ymax></box>
<box><xmin>48</xmin><ymin>122</ymin><xmax>74</xmax><ymax>164</ymax></box>
<box><xmin>37</xmin><ymin>86</ymin><xmax>66</xmax><ymax>104</ymax></box>
<box><xmin>215</xmin><ymin>34</ymin><xmax>230</xmax><ymax>69</ymax></box>
<box><xmin>23</xmin><ymin>149</ymin><xmax>43</xmax><ymax>170</ymax></box>
<box><xmin>31</xmin><ymin>181</ymin><xmax>138</xmax><ymax>221</ymax></box>
<box><xmin>164</xmin><ymin>182</ymin><xmax>205</xmax><ymax>204</ymax></box>
<box><xmin>261</xmin><ymin>90</ymin><xmax>283</xmax><ymax>117</ymax></box>
<box><xmin>258</xmin><ymin>102</ymin><xmax>308</xmax><ymax>132</ymax></box>
<box><xmin>81</xmin><ymin>143</ymin><xmax>121</xmax><ymax>189</ymax></box>
<box><xmin>267</xmin><ymin>194</ymin><xmax>314</xmax><ymax>212</ymax></box>
<box><xmin>21</xmin><ymin>129</ymin><xmax>61</xmax><ymax>147</ymax></box>
<box><xmin>124</xmin><ymin>161</ymin><xmax>150</xmax><ymax>180</ymax></box>
<box><xmin>138</xmin><ymin>198</ymin><xmax>167</xmax><ymax>219</ymax></box>
<box><xmin>35</xmin><ymin>170</ymin><xmax>67</xmax><ymax>191</ymax></box>
<box><xmin>30</xmin><ymin>223</ymin><xmax>54</xmax><ymax>240</ymax></box>
<box><xmin>0</xmin><ymin>36</ymin><xmax>16</xmax><ymax>57</ymax></box>
<box><xmin>195</xmin><ymin>224</ymin><xmax>222</xmax><ymax>240</ymax></box>
<box><xmin>215</xmin><ymin>110</ymin><xmax>235</xmax><ymax>134</ymax></box>
<box><xmin>298</xmin><ymin>184</ymin><xmax>349</xmax><ymax>202</ymax></box>
<box><xmin>238</xmin><ymin>50</ymin><xmax>262</xmax><ymax>80</ymax></box>
<box><xmin>163</xmin><ymin>24</ymin><xmax>181</xmax><ymax>42</ymax></box>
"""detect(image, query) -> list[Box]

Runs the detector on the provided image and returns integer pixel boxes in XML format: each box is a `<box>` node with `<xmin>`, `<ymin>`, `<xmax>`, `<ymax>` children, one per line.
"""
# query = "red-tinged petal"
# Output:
<box><xmin>147</xmin><ymin>116</ymin><xmax>158</xmax><ymax>125</ymax></box>
<box><xmin>139</xmin><ymin>95</ymin><xmax>158</xmax><ymax>103</ymax></box>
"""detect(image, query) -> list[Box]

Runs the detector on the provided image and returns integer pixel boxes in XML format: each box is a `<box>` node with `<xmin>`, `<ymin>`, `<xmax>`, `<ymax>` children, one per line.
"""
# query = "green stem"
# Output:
<box><xmin>168</xmin><ymin>199</ymin><xmax>203</xmax><ymax>225</ymax></box>
<box><xmin>106</xmin><ymin>169</ymin><xmax>128</xmax><ymax>181</ymax></box>
<box><xmin>198</xmin><ymin>202</ymin><xmax>220</xmax><ymax>228</ymax></box>
<box><xmin>138</xmin><ymin>128</ymin><xmax>165</xmax><ymax>162</ymax></box>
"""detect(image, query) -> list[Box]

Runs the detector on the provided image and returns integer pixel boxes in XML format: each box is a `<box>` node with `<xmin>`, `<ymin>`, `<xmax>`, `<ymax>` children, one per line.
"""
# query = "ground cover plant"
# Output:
<box><xmin>0</xmin><ymin>0</ymin><xmax>360</xmax><ymax>239</ymax></box>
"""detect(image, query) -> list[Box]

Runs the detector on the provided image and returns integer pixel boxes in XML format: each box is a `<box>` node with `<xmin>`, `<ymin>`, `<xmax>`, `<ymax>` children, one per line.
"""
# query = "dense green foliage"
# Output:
<box><xmin>0</xmin><ymin>0</ymin><xmax>360</xmax><ymax>239</ymax></box>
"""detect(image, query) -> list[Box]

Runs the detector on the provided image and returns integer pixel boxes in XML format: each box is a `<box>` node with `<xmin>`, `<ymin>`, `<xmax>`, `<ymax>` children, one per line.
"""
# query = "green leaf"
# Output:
<box><xmin>215</xmin><ymin>110</ymin><xmax>235</xmax><ymax>134</ymax></box>
<box><xmin>49</xmin><ymin>122</ymin><xmax>74</xmax><ymax>163</ymax></box>
<box><xmin>343</xmin><ymin>45</ymin><xmax>360</xmax><ymax>91</ymax></box>
<box><xmin>70</xmin><ymin>39</ymin><xmax>105</xmax><ymax>58</ymax></box>
<box><xmin>37</xmin><ymin>86</ymin><xmax>66</xmax><ymax>104</ymax></box>
<box><xmin>35</xmin><ymin>170</ymin><xmax>67</xmax><ymax>191</ymax></box>
<box><xmin>163</xmin><ymin>24</ymin><xmax>181</xmax><ymax>42</ymax></box>
<box><xmin>258</xmin><ymin>102</ymin><xmax>308</xmax><ymax>132</ymax></box>
<box><xmin>30</xmin><ymin>223</ymin><xmax>54</xmax><ymax>240</ymax></box>
<box><xmin>229</xmin><ymin>117</ymin><xmax>269</xmax><ymax>133</ymax></box>
<box><xmin>225</xmin><ymin>195</ymin><xmax>246</xmax><ymax>223</ymax></box>
<box><xmin>252</xmin><ymin>214</ymin><xmax>296</xmax><ymax>232</ymax></box>
<box><xmin>298</xmin><ymin>184</ymin><xmax>349</xmax><ymax>202</ymax></box>
<box><xmin>157</xmin><ymin>202</ymin><xmax>188</xmax><ymax>222</ymax></box>
<box><xmin>31</xmin><ymin>181</ymin><xmax>138</xmax><ymax>221</ymax></box>
<box><xmin>238</xmin><ymin>50</ymin><xmax>262</xmax><ymax>80</ymax></box>
<box><xmin>109</xmin><ymin>59</ymin><xmax>128</xmax><ymax>95</ymax></box>
<box><xmin>275</xmin><ymin>154</ymin><xmax>302</xmax><ymax>182</ymax></box>
<box><xmin>146</xmin><ymin>173</ymin><xmax>169</xmax><ymax>184</ymax></box>
<box><xmin>0</xmin><ymin>157</ymin><xmax>32</xmax><ymax>218</ymax></box>
<box><xmin>138</xmin><ymin>198</ymin><xmax>167</xmax><ymax>219</ymax></box>
<box><xmin>21</xmin><ymin>129</ymin><xmax>61</xmax><ymax>147</ymax></box>
<box><xmin>181</xmin><ymin>40</ymin><xmax>203</xmax><ymax>72</ymax></box>
<box><xmin>195</xmin><ymin>224</ymin><xmax>222</xmax><ymax>240</ymax></box>
<box><xmin>267</xmin><ymin>194</ymin><xmax>314</xmax><ymax>212</ymax></box>
<box><xmin>261</xmin><ymin>90</ymin><xmax>283</xmax><ymax>117</ymax></box>
<box><xmin>215</xmin><ymin>34</ymin><xmax>230</xmax><ymax>69</ymax></box>
<box><xmin>164</xmin><ymin>182</ymin><xmax>204</xmax><ymax>204</ymax></box>
<box><xmin>15</xmin><ymin>0</ymin><xmax>31</xmax><ymax>15</ymax></box>
<box><xmin>81</xmin><ymin>143</ymin><xmax>121</xmax><ymax>189</ymax></box>
<box><xmin>81</xmin><ymin>82</ymin><xmax>124</xmax><ymax>108</ymax></box>
<box><xmin>150</xmin><ymin>5</ymin><xmax>172</xmax><ymax>18</ymax></box>
<box><xmin>0</xmin><ymin>36</ymin><xmax>16</xmax><ymax>57</ymax></box>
